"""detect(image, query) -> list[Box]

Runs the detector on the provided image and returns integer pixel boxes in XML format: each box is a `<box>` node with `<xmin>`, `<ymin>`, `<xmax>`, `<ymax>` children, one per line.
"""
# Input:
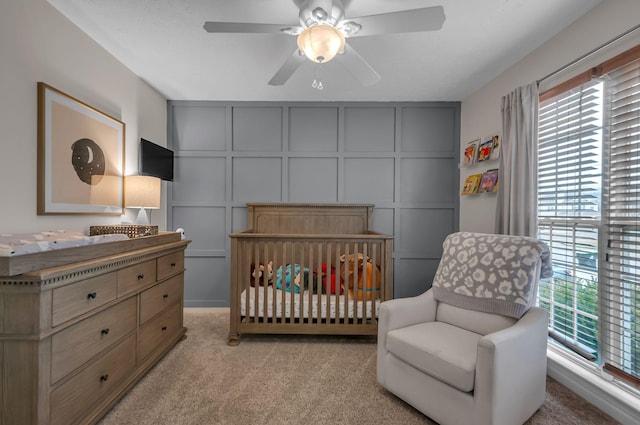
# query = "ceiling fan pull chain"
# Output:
<box><xmin>312</xmin><ymin>65</ymin><xmax>324</xmax><ymax>90</ymax></box>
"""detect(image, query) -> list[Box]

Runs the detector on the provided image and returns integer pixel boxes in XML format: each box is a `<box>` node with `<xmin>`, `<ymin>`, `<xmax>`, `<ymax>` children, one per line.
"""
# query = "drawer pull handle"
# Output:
<box><xmin>137</xmin><ymin>273</ymin><xmax>145</xmax><ymax>280</ymax></box>
<box><xmin>87</xmin><ymin>292</ymin><xmax>97</xmax><ymax>299</ymax></box>
<box><xmin>170</xmin><ymin>262</ymin><xmax>177</xmax><ymax>267</ymax></box>
<box><xmin>163</xmin><ymin>293</ymin><xmax>169</xmax><ymax>300</ymax></box>
<box><xmin>100</xmin><ymin>374</ymin><xmax>109</xmax><ymax>382</ymax></box>
<box><xmin>101</xmin><ymin>328</ymin><xmax>110</xmax><ymax>335</ymax></box>
<box><xmin>162</xmin><ymin>325</ymin><xmax>168</xmax><ymax>331</ymax></box>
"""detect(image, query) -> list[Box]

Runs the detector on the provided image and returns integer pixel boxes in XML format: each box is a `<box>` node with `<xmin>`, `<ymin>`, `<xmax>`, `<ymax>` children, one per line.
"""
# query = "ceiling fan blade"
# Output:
<box><xmin>346</xmin><ymin>6</ymin><xmax>445</xmax><ymax>37</ymax></box>
<box><xmin>340</xmin><ymin>42</ymin><xmax>381</xmax><ymax>87</ymax></box>
<box><xmin>268</xmin><ymin>49</ymin><xmax>306</xmax><ymax>86</ymax></box>
<box><xmin>203</xmin><ymin>22</ymin><xmax>301</xmax><ymax>35</ymax></box>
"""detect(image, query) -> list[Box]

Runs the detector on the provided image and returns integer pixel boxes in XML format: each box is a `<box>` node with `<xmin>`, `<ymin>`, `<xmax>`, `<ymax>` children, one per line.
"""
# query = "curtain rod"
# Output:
<box><xmin>538</xmin><ymin>22</ymin><xmax>640</xmax><ymax>84</ymax></box>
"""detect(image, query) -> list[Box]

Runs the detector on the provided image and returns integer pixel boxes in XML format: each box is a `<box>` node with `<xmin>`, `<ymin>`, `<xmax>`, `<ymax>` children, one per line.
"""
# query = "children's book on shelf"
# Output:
<box><xmin>489</xmin><ymin>134</ymin><xmax>501</xmax><ymax>160</ymax></box>
<box><xmin>463</xmin><ymin>138</ymin><xmax>480</xmax><ymax>166</ymax></box>
<box><xmin>461</xmin><ymin>173</ymin><xmax>482</xmax><ymax>195</ymax></box>
<box><xmin>478</xmin><ymin>169</ymin><xmax>499</xmax><ymax>193</ymax></box>
<box><xmin>477</xmin><ymin>136</ymin><xmax>494</xmax><ymax>162</ymax></box>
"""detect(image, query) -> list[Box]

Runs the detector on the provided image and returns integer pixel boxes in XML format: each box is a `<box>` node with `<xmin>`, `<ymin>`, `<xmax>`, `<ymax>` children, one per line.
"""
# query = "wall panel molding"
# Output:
<box><xmin>168</xmin><ymin>101</ymin><xmax>460</xmax><ymax>306</ymax></box>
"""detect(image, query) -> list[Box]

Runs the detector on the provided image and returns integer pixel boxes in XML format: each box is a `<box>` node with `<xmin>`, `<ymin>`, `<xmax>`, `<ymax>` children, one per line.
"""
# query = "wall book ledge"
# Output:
<box><xmin>0</xmin><ymin>233</ymin><xmax>190</xmax><ymax>425</ymax></box>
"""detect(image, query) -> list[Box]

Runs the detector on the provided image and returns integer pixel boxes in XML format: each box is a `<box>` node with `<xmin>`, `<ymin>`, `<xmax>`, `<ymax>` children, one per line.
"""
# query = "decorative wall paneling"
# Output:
<box><xmin>168</xmin><ymin>102</ymin><xmax>460</xmax><ymax>307</ymax></box>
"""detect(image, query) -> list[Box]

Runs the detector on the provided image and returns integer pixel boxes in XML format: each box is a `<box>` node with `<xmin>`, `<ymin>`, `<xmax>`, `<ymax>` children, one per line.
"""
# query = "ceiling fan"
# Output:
<box><xmin>203</xmin><ymin>0</ymin><xmax>445</xmax><ymax>87</ymax></box>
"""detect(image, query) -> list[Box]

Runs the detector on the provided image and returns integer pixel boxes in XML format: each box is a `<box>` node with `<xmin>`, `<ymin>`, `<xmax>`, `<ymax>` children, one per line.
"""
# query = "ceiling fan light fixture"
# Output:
<box><xmin>296</xmin><ymin>24</ymin><xmax>345</xmax><ymax>63</ymax></box>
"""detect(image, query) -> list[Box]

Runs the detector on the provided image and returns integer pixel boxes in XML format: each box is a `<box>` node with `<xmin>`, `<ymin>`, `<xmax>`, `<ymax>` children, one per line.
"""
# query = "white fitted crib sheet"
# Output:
<box><xmin>240</xmin><ymin>285</ymin><xmax>380</xmax><ymax>320</ymax></box>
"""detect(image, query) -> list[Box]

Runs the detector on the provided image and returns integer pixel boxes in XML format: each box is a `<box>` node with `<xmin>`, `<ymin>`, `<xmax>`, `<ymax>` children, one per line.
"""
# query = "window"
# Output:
<box><xmin>537</xmin><ymin>46</ymin><xmax>640</xmax><ymax>390</ymax></box>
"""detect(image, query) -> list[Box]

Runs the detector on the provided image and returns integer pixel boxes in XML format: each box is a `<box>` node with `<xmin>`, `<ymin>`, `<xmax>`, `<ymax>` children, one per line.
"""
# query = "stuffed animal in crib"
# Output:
<box><xmin>339</xmin><ymin>253</ymin><xmax>382</xmax><ymax>301</ymax></box>
<box><xmin>275</xmin><ymin>264</ymin><xmax>314</xmax><ymax>293</ymax></box>
<box><xmin>250</xmin><ymin>261</ymin><xmax>273</xmax><ymax>287</ymax></box>
<box><xmin>315</xmin><ymin>264</ymin><xmax>343</xmax><ymax>295</ymax></box>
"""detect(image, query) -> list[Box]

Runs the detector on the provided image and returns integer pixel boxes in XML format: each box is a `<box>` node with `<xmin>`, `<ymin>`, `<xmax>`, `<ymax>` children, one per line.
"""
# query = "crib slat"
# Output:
<box><xmin>263</xmin><ymin>241</ymin><xmax>269</xmax><ymax>322</ymax></box>
<box><xmin>244</xmin><ymin>240</ymin><xmax>251</xmax><ymax>323</ymax></box>
<box><xmin>273</xmin><ymin>241</ymin><xmax>281</xmax><ymax>322</ymax></box>
<box><xmin>281</xmin><ymin>241</ymin><xmax>287</xmax><ymax>321</ymax></box>
<box><xmin>334</xmin><ymin>241</ymin><xmax>340</xmax><ymax>322</ymax></box>
<box><xmin>335</xmin><ymin>241</ymin><xmax>342</xmax><ymax>322</ymax></box>
<box><xmin>369</xmin><ymin>242</ymin><xmax>377</xmax><ymax>321</ymax></box>
<box><xmin>304</xmin><ymin>241</ymin><xmax>309</xmax><ymax>323</ymax></box>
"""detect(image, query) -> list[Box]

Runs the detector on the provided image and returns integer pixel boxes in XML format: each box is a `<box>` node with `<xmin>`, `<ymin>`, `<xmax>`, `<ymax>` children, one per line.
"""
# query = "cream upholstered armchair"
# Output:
<box><xmin>377</xmin><ymin>232</ymin><xmax>552</xmax><ymax>425</ymax></box>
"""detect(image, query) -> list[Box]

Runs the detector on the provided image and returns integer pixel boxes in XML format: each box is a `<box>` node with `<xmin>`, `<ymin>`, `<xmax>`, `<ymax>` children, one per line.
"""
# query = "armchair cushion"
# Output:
<box><xmin>386</xmin><ymin>321</ymin><xmax>481</xmax><ymax>392</ymax></box>
<box><xmin>436</xmin><ymin>302</ymin><xmax>517</xmax><ymax>335</ymax></box>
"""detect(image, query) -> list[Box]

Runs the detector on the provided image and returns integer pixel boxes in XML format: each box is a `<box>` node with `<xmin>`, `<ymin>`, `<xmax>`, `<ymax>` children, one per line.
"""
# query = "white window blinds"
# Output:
<box><xmin>538</xmin><ymin>81</ymin><xmax>603</xmax><ymax>221</ymax></box>
<box><xmin>602</xmin><ymin>58</ymin><xmax>640</xmax><ymax>384</ymax></box>
<box><xmin>538</xmin><ymin>47</ymin><xmax>640</xmax><ymax>390</ymax></box>
<box><xmin>538</xmin><ymin>80</ymin><xmax>602</xmax><ymax>360</ymax></box>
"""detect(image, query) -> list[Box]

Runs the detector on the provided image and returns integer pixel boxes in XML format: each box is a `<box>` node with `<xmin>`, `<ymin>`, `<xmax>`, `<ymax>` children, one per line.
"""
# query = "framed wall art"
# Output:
<box><xmin>37</xmin><ymin>82</ymin><xmax>125</xmax><ymax>215</ymax></box>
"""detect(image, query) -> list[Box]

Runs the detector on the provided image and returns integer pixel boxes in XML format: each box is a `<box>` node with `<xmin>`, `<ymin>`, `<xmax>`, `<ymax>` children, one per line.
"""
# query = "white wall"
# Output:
<box><xmin>459</xmin><ymin>0</ymin><xmax>640</xmax><ymax>232</ymax></box>
<box><xmin>0</xmin><ymin>0</ymin><xmax>167</xmax><ymax>235</ymax></box>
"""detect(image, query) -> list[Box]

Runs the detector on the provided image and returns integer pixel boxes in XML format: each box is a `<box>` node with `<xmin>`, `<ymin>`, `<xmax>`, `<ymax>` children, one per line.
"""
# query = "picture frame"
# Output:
<box><xmin>37</xmin><ymin>82</ymin><xmax>125</xmax><ymax>215</ymax></box>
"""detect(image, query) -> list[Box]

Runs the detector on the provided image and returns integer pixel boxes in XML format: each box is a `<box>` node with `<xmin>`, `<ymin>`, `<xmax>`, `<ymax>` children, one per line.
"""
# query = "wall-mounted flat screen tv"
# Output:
<box><xmin>140</xmin><ymin>138</ymin><xmax>174</xmax><ymax>181</ymax></box>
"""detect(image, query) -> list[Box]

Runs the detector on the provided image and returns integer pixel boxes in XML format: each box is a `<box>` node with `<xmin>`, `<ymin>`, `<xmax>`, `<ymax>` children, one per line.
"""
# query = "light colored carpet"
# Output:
<box><xmin>98</xmin><ymin>308</ymin><xmax>618</xmax><ymax>425</ymax></box>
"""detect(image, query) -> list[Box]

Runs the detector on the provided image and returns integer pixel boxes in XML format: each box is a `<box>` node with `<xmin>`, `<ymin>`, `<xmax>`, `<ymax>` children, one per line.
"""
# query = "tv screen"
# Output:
<box><xmin>140</xmin><ymin>138</ymin><xmax>174</xmax><ymax>181</ymax></box>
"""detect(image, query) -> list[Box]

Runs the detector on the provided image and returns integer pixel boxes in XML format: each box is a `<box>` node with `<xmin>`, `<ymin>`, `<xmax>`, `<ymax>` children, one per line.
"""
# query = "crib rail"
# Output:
<box><xmin>228</xmin><ymin>232</ymin><xmax>393</xmax><ymax>345</ymax></box>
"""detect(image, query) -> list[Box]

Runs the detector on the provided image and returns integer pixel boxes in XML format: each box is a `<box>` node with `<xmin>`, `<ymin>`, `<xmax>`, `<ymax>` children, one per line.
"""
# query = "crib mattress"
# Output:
<box><xmin>240</xmin><ymin>286</ymin><xmax>380</xmax><ymax>320</ymax></box>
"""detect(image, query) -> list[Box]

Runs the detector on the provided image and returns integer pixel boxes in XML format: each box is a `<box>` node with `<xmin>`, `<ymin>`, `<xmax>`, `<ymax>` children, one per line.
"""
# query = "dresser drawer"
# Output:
<box><xmin>117</xmin><ymin>260</ymin><xmax>156</xmax><ymax>296</ymax></box>
<box><xmin>51</xmin><ymin>297</ymin><xmax>137</xmax><ymax>384</ymax></box>
<box><xmin>138</xmin><ymin>301</ymin><xmax>182</xmax><ymax>361</ymax></box>
<box><xmin>52</xmin><ymin>272</ymin><xmax>117</xmax><ymax>326</ymax></box>
<box><xmin>50</xmin><ymin>334</ymin><xmax>136</xmax><ymax>425</ymax></box>
<box><xmin>140</xmin><ymin>275</ymin><xmax>184</xmax><ymax>325</ymax></box>
<box><xmin>157</xmin><ymin>251</ymin><xmax>184</xmax><ymax>281</ymax></box>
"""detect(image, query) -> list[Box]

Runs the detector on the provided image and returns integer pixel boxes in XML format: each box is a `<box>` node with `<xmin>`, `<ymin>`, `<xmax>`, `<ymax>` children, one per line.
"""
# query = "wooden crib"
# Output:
<box><xmin>228</xmin><ymin>203</ymin><xmax>393</xmax><ymax>345</ymax></box>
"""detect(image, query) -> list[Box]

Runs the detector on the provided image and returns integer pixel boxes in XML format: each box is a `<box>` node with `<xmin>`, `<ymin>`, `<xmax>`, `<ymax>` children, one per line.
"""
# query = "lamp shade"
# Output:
<box><xmin>125</xmin><ymin>175</ymin><xmax>160</xmax><ymax>209</ymax></box>
<box><xmin>297</xmin><ymin>24</ymin><xmax>345</xmax><ymax>63</ymax></box>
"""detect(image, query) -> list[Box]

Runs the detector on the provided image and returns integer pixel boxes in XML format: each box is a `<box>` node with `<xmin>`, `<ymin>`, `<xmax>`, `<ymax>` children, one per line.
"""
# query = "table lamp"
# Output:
<box><xmin>125</xmin><ymin>175</ymin><xmax>160</xmax><ymax>225</ymax></box>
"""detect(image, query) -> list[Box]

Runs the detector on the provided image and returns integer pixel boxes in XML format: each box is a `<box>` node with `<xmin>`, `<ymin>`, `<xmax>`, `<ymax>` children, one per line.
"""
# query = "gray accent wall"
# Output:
<box><xmin>167</xmin><ymin>101</ymin><xmax>460</xmax><ymax>307</ymax></box>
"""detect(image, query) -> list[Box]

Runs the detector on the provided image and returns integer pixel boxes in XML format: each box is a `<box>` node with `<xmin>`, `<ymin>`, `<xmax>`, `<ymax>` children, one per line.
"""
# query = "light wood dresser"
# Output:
<box><xmin>0</xmin><ymin>232</ymin><xmax>190</xmax><ymax>425</ymax></box>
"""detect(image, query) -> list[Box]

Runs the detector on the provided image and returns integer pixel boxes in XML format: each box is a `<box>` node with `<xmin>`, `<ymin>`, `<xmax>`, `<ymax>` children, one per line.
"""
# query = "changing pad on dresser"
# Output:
<box><xmin>0</xmin><ymin>230</ymin><xmax>128</xmax><ymax>257</ymax></box>
<box><xmin>0</xmin><ymin>230</ymin><xmax>181</xmax><ymax>277</ymax></box>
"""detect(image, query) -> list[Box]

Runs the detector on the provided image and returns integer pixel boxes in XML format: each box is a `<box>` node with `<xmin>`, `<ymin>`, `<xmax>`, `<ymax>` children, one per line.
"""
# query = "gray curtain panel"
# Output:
<box><xmin>496</xmin><ymin>82</ymin><xmax>540</xmax><ymax>237</ymax></box>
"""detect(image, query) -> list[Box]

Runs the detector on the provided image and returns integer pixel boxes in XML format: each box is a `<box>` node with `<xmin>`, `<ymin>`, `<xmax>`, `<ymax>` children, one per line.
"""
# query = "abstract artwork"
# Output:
<box><xmin>37</xmin><ymin>82</ymin><xmax>125</xmax><ymax>215</ymax></box>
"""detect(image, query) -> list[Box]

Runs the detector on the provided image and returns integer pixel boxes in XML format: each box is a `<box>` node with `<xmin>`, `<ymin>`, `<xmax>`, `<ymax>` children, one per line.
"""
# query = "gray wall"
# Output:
<box><xmin>167</xmin><ymin>102</ymin><xmax>460</xmax><ymax>307</ymax></box>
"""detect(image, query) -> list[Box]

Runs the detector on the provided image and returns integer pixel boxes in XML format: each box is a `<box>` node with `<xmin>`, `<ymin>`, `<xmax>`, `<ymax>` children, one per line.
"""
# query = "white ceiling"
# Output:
<box><xmin>48</xmin><ymin>0</ymin><xmax>601</xmax><ymax>102</ymax></box>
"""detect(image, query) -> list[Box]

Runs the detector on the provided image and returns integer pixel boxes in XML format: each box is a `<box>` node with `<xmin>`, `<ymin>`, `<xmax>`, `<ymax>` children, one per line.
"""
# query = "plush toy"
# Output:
<box><xmin>339</xmin><ymin>253</ymin><xmax>382</xmax><ymax>301</ymax></box>
<box><xmin>275</xmin><ymin>264</ymin><xmax>314</xmax><ymax>293</ymax></box>
<box><xmin>315</xmin><ymin>264</ymin><xmax>343</xmax><ymax>295</ymax></box>
<box><xmin>250</xmin><ymin>261</ymin><xmax>273</xmax><ymax>287</ymax></box>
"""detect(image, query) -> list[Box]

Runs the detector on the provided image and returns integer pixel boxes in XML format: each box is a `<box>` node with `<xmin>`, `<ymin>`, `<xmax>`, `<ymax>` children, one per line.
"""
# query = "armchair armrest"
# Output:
<box><xmin>475</xmin><ymin>307</ymin><xmax>549</xmax><ymax>423</ymax></box>
<box><xmin>377</xmin><ymin>289</ymin><xmax>438</xmax><ymax>385</ymax></box>
<box><xmin>378</xmin><ymin>289</ymin><xmax>437</xmax><ymax>334</ymax></box>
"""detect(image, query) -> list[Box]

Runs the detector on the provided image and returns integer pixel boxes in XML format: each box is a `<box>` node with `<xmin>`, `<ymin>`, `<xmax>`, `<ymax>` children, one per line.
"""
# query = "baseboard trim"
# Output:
<box><xmin>547</xmin><ymin>349</ymin><xmax>640</xmax><ymax>425</ymax></box>
<box><xmin>184</xmin><ymin>307</ymin><xmax>229</xmax><ymax>313</ymax></box>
